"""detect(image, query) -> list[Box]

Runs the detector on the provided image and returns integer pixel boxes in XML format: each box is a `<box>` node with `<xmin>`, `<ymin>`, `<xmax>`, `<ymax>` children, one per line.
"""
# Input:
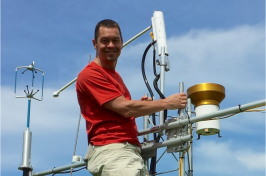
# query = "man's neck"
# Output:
<box><xmin>93</xmin><ymin>57</ymin><xmax>116</xmax><ymax>70</ymax></box>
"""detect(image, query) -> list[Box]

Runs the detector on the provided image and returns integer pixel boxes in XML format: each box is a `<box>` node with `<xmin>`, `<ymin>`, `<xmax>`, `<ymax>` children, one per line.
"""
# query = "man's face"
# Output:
<box><xmin>93</xmin><ymin>26</ymin><xmax>123</xmax><ymax>64</ymax></box>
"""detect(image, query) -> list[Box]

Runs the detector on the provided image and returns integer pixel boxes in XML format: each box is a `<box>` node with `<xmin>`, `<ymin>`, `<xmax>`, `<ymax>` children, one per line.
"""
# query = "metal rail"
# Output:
<box><xmin>138</xmin><ymin>99</ymin><xmax>265</xmax><ymax>136</ymax></box>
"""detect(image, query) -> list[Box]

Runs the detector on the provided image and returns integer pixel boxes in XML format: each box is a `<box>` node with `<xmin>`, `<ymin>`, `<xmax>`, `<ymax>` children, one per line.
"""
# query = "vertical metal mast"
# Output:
<box><xmin>15</xmin><ymin>62</ymin><xmax>44</xmax><ymax>176</ymax></box>
<box><xmin>187</xmin><ymin>98</ymin><xmax>193</xmax><ymax>176</ymax></box>
<box><xmin>143</xmin><ymin>93</ymin><xmax>150</xmax><ymax>169</ymax></box>
<box><xmin>179</xmin><ymin>82</ymin><xmax>185</xmax><ymax>176</ymax></box>
<box><xmin>151</xmin><ymin>11</ymin><xmax>169</xmax><ymax>125</ymax></box>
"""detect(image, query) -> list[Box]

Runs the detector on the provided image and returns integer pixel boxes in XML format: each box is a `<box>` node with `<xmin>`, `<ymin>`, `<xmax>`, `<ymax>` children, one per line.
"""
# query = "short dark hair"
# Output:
<box><xmin>94</xmin><ymin>19</ymin><xmax>123</xmax><ymax>41</ymax></box>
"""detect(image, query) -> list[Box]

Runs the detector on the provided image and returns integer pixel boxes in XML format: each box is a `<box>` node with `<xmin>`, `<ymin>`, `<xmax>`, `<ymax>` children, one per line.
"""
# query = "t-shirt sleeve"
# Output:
<box><xmin>77</xmin><ymin>67</ymin><xmax>123</xmax><ymax>106</ymax></box>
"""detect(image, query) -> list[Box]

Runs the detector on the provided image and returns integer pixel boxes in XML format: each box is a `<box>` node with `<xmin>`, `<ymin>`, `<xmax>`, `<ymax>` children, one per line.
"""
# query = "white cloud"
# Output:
<box><xmin>1</xmin><ymin>86</ymin><xmax>81</xmax><ymax>134</ymax></box>
<box><xmin>194</xmin><ymin>140</ymin><xmax>265</xmax><ymax>175</ymax></box>
<box><xmin>236</xmin><ymin>149</ymin><xmax>265</xmax><ymax>170</ymax></box>
<box><xmin>1</xmin><ymin>86</ymin><xmax>88</xmax><ymax>172</ymax></box>
<box><xmin>117</xmin><ymin>24</ymin><xmax>265</xmax><ymax>102</ymax></box>
<box><xmin>173</xmin><ymin>24</ymin><xmax>265</xmax><ymax>94</ymax></box>
<box><xmin>220</xmin><ymin>111</ymin><xmax>265</xmax><ymax>134</ymax></box>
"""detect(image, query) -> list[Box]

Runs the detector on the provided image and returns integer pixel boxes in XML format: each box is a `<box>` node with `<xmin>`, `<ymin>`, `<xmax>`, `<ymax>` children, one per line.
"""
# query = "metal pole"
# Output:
<box><xmin>179</xmin><ymin>82</ymin><xmax>185</xmax><ymax>116</ymax></box>
<box><xmin>187</xmin><ymin>98</ymin><xmax>193</xmax><ymax>176</ymax></box>
<box><xmin>159</xmin><ymin>47</ymin><xmax>166</xmax><ymax>125</ymax></box>
<box><xmin>19</xmin><ymin>99</ymin><xmax>33</xmax><ymax>173</ymax></box>
<box><xmin>143</xmin><ymin>93</ymin><xmax>150</xmax><ymax>169</ymax></box>
<box><xmin>73</xmin><ymin>114</ymin><xmax>82</xmax><ymax>157</ymax></box>
<box><xmin>170</xmin><ymin>99</ymin><xmax>266</xmax><ymax>128</ymax></box>
<box><xmin>123</xmin><ymin>26</ymin><xmax>152</xmax><ymax>47</ymax></box>
<box><xmin>53</xmin><ymin>77</ymin><xmax>77</xmax><ymax>97</ymax></box>
<box><xmin>26</xmin><ymin>99</ymin><xmax>31</xmax><ymax>128</ymax></box>
<box><xmin>143</xmin><ymin>114</ymin><xmax>150</xmax><ymax>169</ymax></box>
<box><xmin>23</xmin><ymin>168</ymin><xmax>33</xmax><ymax>176</ymax></box>
<box><xmin>142</xmin><ymin>135</ymin><xmax>192</xmax><ymax>152</ymax></box>
<box><xmin>33</xmin><ymin>162</ymin><xmax>86</xmax><ymax>176</ymax></box>
<box><xmin>19</xmin><ymin>128</ymin><xmax>33</xmax><ymax>170</ymax></box>
<box><xmin>179</xmin><ymin>82</ymin><xmax>185</xmax><ymax>176</ymax></box>
<box><xmin>70</xmin><ymin>113</ymin><xmax>82</xmax><ymax>176</ymax></box>
<box><xmin>138</xmin><ymin>99</ymin><xmax>266</xmax><ymax>136</ymax></box>
<box><xmin>70</xmin><ymin>57</ymin><xmax>90</xmax><ymax>176</ymax></box>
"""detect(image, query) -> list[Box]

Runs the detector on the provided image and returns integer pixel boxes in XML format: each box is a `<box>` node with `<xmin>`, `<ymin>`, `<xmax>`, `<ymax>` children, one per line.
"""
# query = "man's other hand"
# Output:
<box><xmin>139</xmin><ymin>95</ymin><xmax>152</xmax><ymax>101</ymax></box>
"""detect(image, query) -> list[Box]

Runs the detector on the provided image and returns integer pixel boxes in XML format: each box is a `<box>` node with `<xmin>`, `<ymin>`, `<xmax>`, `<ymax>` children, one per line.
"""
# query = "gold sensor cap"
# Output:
<box><xmin>187</xmin><ymin>83</ymin><xmax>225</xmax><ymax>108</ymax></box>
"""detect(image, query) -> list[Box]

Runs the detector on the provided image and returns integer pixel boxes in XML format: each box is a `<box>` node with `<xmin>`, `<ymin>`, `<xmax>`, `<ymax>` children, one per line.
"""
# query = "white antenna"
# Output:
<box><xmin>152</xmin><ymin>11</ymin><xmax>170</xmax><ymax>125</ymax></box>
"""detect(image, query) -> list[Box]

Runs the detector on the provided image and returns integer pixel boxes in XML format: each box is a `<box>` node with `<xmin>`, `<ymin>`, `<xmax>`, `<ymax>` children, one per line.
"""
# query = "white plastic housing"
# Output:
<box><xmin>152</xmin><ymin>11</ymin><xmax>168</xmax><ymax>55</ymax></box>
<box><xmin>72</xmin><ymin>155</ymin><xmax>82</xmax><ymax>163</ymax></box>
<box><xmin>195</xmin><ymin>105</ymin><xmax>220</xmax><ymax>135</ymax></box>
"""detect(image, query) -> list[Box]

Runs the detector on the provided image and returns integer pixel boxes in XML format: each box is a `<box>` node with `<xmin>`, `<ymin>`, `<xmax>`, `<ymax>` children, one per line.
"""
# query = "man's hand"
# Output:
<box><xmin>103</xmin><ymin>93</ymin><xmax>187</xmax><ymax>118</ymax></box>
<box><xmin>165</xmin><ymin>92</ymin><xmax>187</xmax><ymax>110</ymax></box>
<box><xmin>140</xmin><ymin>93</ymin><xmax>187</xmax><ymax>110</ymax></box>
<box><xmin>139</xmin><ymin>95</ymin><xmax>152</xmax><ymax>101</ymax></box>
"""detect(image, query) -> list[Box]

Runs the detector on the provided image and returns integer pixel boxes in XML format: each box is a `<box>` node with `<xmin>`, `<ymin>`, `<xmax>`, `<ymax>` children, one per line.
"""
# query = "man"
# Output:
<box><xmin>76</xmin><ymin>19</ymin><xmax>187</xmax><ymax>176</ymax></box>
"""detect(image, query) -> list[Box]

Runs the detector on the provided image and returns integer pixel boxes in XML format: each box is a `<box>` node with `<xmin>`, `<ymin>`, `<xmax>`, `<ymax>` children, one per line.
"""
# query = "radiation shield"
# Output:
<box><xmin>187</xmin><ymin>83</ymin><xmax>225</xmax><ymax>137</ymax></box>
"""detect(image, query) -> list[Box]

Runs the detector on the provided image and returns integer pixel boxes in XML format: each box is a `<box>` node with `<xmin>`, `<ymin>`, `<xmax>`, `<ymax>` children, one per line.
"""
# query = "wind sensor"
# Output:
<box><xmin>15</xmin><ymin>61</ymin><xmax>44</xmax><ymax>176</ymax></box>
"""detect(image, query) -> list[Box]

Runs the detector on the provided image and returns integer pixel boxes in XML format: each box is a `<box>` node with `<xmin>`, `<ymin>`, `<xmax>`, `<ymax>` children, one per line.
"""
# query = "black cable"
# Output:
<box><xmin>141</xmin><ymin>41</ymin><xmax>159</xmax><ymax>175</ymax></box>
<box><xmin>153</xmin><ymin>75</ymin><xmax>168</xmax><ymax>121</ymax></box>
<box><xmin>141</xmin><ymin>42</ymin><xmax>158</xmax><ymax>136</ymax></box>
<box><xmin>185</xmin><ymin>108</ymin><xmax>193</xmax><ymax>125</ymax></box>
<box><xmin>141</xmin><ymin>40</ymin><xmax>169</xmax><ymax>175</ymax></box>
<box><xmin>22</xmin><ymin>169</ymin><xmax>31</xmax><ymax>176</ymax></box>
<box><xmin>152</xmin><ymin>44</ymin><xmax>159</xmax><ymax>77</ymax></box>
<box><xmin>238</xmin><ymin>104</ymin><xmax>243</xmax><ymax>112</ymax></box>
<box><xmin>151</xmin><ymin>43</ymin><xmax>158</xmax><ymax>143</ymax></box>
<box><xmin>152</xmin><ymin>45</ymin><xmax>168</xmax><ymax>122</ymax></box>
<box><xmin>141</xmin><ymin>42</ymin><xmax>158</xmax><ymax>140</ymax></box>
<box><xmin>150</xmin><ymin>42</ymin><xmax>168</xmax><ymax>175</ymax></box>
<box><xmin>141</xmin><ymin>40</ymin><xmax>157</xmax><ymax>100</ymax></box>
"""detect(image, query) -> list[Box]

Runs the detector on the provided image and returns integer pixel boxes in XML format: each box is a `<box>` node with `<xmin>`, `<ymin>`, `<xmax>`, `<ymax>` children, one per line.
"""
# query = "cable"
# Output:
<box><xmin>151</xmin><ymin>42</ymin><xmax>168</xmax><ymax>175</ymax></box>
<box><xmin>141</xmin><ymin>40</ymin><xmax>156</xmax><ymax>100</ymax></box>
<box><xmin>218</xmin><ymin>108</ymin><xmax>265</xmax><ymax>120</ymax></box>
<box><xmin>51</xmin><ymin>167</ymin><xmax>86</xmax><ymax>175</ymax></box>
<box><xmin>245</xmin><ymin>109</ymin><xmax>265</xmax><ymax>112</ymax></box>
<box><xmin>141</xmin><ymin>39</ymin><xmax>172</xmax><ymax>174</ymax></box>
<box><xmin>152</xmin><ymin>46</ymin><xmax>168</xmax><ymax>122</ymax></box>
<box><xmin>150</xmin><ymin>168</ymin><xmax>179</xmax><ymax>175</ymax></box>
<box><xmin>141</xmin><ymin>41</ymin><xmax>158</xmax><ymax>140</ymax></box>
<box><xmin>141</xmin><ymin>40</ymin><xmax>158</xmax><ymax>175</ymax></box>
<box><xmin>218</xmin><ymin>113</ymin><xmax>238</xmax><ymax>120</ymax></box>
<box><xmin>152</xmin><ymin>42</ymin><xmax>159</xmax><ymax>77</ymax></box>
<box><xmin>185</xmin><ymin>108</ymin><xmax>193</xmax><ymax>125</ymax></box>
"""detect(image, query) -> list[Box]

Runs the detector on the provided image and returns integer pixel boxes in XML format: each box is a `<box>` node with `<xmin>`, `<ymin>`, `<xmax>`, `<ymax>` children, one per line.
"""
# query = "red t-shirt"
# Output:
<box><xmin>76</xmin><ymin>61</ymin><xmax>139</xmax><ymax>146</ymax></box>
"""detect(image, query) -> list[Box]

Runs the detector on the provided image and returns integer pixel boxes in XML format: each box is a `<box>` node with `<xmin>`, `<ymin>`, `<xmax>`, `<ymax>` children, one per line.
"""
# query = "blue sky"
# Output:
<box><xmin>1</xmin><ymin>1</ymin><xmax>265</xmax><ymax>176</ymax></box>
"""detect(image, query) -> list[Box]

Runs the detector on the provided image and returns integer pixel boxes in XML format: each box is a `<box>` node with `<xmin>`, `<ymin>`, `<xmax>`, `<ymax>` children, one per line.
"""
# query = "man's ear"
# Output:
<box><xmin>92</xmin><ymin>38</ymin><xmax>97</xmax><ymax>50</ymax></box>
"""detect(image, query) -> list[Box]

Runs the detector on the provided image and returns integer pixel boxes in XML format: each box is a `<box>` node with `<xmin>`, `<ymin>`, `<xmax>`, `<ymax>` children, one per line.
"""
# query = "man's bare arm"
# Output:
<box><xmin>103</xmin><ymin>92</ymin><xmax>187</xmax><ymax>118</ymax></box>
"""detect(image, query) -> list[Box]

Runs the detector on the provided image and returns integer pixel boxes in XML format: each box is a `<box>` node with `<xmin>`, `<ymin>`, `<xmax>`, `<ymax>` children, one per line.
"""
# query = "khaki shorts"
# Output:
<box><xmin>84</xmin><ymin>142</ymin><xmax>149</xmax><ymax>176</ymax></box>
